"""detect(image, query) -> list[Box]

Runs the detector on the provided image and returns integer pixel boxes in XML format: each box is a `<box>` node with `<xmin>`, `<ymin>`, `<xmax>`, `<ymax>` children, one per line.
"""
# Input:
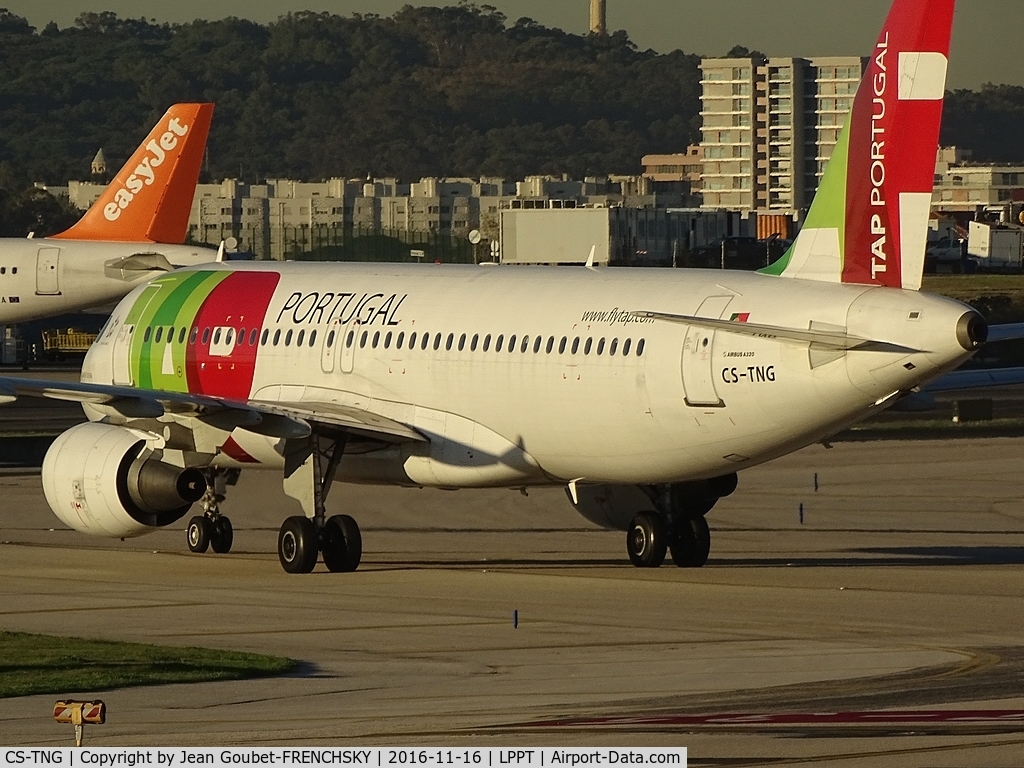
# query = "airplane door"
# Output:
<box><xmin>112</xmin><ymin>324</ymin><xmax>135</xmax><ymax>386</ymax></box>
<box><xmin>339</xmin><ymin>319</ymin><xmax>359</xmax><ymax>374</ymax></box>
<box><xmin>682</xmin><ymin>295</ymin><xmax>732</xmax><ymax>408</ymax></box>
<box><xmin>321</xmin><ymin>318</ymin><xmax>343</xmax><ymax>373</ymax></box>
<box><xmin>35</xmin><ymin>247</ymin><xmax>61</xmax><ymax>295</ymax></box>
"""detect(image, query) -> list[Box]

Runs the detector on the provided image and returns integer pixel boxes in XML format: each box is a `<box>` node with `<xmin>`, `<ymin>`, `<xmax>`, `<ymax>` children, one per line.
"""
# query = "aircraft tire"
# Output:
<box><xmin>322</xmin><ymin>514</ymin><xmax>362</xmax><ymax>573</ymax></box>
<box><xmin>669</xmin><ymin>516</ymin><xmax>711</xmax><ymax>568</ymax></box>
<box><xmin>186</xmin><ymin>516</ymin><xmax>211</xmax><ymax>554</ymax></box>
<box><xmin>626</xmin><ymin>512</ymin><xmax>667</xmax><ymax>568</ymax></box>
<box><xmin>210</xmin><ymin>516</ymin><xmax>233</xmax><ymax>554</ymax></box>
<box><xmin>278</xmin><ymin>516</ymin><xmax>318</xmax><ymax>574</ymax></box>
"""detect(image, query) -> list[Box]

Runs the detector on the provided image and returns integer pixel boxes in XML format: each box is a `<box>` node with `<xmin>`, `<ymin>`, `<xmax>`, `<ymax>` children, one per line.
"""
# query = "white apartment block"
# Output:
<box><xmin>700</xmin><ymin>55</ymin><xmax>864</xmax><ymax>213</ymax></box>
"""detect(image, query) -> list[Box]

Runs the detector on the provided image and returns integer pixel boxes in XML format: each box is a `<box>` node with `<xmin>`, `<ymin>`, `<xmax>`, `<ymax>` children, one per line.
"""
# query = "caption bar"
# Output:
<box><xmin>3</xmin><ymin>750</ymin><xmax>685</xmax><ymax>768</ymax></box>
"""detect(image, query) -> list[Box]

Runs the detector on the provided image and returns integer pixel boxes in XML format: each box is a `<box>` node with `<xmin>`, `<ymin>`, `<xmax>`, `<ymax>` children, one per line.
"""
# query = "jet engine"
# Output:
<box><xmin>42</xmin><ymin>422</ymin><xmax>207</xmax><ymax>538</ymax></box>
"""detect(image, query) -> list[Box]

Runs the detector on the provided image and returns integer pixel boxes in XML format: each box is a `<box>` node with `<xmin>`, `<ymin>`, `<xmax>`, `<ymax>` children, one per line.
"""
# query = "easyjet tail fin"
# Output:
<box><xmin>51</xmin><ymin>103</ymin><xmax>214</xmax><ymax>244</ymax></box>
<box><xmin>761</xmin><ymin>0</ymin><xmax>954</xmax><ymax>291</ymax></box>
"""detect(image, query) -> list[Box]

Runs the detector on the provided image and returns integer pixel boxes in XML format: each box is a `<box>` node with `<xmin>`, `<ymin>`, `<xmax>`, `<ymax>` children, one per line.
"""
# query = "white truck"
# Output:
<box><xmin>968</xmin><ymin>221</ymin><xmax>1024</xmax><ymax>271</ymax></box>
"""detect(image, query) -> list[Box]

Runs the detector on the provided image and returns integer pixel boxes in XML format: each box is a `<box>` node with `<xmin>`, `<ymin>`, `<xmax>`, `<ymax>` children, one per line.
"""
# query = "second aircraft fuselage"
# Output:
<box><xmin>81</xmin><ymin>262</ymin><xmax>979</xmax><ymax>489</ymax></box>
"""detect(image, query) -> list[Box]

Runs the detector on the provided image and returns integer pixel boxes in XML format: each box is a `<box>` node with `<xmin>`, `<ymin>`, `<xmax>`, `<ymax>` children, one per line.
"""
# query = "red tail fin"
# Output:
<box><xmin>52</xmin><ymin>103</ymin><xmax>214</xmax><ymax>244</ymax></box>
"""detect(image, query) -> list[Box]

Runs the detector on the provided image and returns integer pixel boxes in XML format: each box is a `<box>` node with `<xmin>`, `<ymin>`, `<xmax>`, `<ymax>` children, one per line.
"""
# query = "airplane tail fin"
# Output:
<box><xmin>761</xmin><ymin>0</ymin><xmax>954</xmax><ymax>291</ymax></box>
<box><xmin>51</xmin><ymin>103</ymin><xmax>214</xmax><ymax>244</ymax></box>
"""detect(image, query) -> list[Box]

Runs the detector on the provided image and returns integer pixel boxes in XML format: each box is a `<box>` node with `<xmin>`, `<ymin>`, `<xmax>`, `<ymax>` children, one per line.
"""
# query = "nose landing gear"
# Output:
<box><xmin>186</xmin><ymin>468</ymin><xmax>239</xmax><ymax>555</ymax></box>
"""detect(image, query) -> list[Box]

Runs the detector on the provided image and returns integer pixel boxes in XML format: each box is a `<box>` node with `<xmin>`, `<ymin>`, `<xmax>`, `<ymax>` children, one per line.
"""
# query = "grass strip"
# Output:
<box><xmin>0</xmin><ymin>631</ymin><xmax>296</xmax><ymax>698</ymax></box>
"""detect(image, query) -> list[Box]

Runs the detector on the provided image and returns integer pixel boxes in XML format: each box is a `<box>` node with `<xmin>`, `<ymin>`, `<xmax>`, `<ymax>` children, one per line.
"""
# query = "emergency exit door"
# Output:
<box><xmin>681</xmin><ymin>295</ymin><xmax>732</xmax><ymax>407</ymax></box>
<box><xmin>35</xmin><ymin>247</ymin><xmax>61</xmax><ymax>295</ymax></box>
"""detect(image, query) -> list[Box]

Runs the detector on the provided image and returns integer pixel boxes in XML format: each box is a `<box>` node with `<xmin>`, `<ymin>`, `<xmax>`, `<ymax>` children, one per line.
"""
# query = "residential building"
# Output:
<box><xmin>699</xmin><ymin>55</ymin><xmax>865</xmax><ymax>213</ymax></box>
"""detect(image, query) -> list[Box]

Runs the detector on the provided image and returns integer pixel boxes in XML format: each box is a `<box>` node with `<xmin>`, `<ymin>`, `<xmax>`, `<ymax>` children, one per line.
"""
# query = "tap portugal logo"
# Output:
<box><xmin>103</xmin><ymin>117</ymin><xmax>190</xmax><ymax>222</ymax></box>
<box><xmin>123</xmin><ymin>270</ymin><xmax>281</xmax><ymax>400</ymax></box>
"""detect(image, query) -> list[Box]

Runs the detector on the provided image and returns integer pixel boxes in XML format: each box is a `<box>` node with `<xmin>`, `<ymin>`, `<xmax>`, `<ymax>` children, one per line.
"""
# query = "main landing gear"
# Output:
<box><xmin>187</xmin><ymin>468</ymin><xmax>240</xmax><ymax>555</ymax></box>
<box><xmin>278</xmin><ymin>428</ymin><xmax>362</xmax><ymax>574</ymax></box>
<box><xmin>625</xmin><ymin>474</ymin><xmax>736</xmax><ymax>569</ymax></box>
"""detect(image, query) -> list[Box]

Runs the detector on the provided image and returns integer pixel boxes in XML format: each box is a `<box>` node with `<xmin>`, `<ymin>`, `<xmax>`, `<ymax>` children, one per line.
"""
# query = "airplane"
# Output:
<box><xmin>0</xmin><ymin>103</ymin><xmax>217</xmax><ymax>324</ymax></box>
<box><xmin>0</xmin><ymin>0</ymin><xmax>997</xmax><ymax>573</ymax></box>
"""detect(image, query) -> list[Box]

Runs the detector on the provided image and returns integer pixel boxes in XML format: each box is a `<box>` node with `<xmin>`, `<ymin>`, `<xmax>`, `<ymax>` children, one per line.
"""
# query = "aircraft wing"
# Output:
<box><xmin>0</xmin><ymin>376</ymin><xmax>425</xmax><ymax>444</ymax></box>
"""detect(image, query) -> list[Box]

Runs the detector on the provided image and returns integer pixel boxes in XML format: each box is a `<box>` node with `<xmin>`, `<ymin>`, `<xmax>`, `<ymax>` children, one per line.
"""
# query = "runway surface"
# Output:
<box><xmin>2</xmin><ymin>437</ymin><xmax>1024</xmax><ymax>766</ymax></box>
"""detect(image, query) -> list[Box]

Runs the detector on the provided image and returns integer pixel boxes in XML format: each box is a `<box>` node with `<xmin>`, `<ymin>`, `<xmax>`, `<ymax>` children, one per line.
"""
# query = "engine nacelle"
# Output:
<box><xmin>42</xmin><ymin>422</ymin><xmax>207</xmax><ymax>538</ymax></box>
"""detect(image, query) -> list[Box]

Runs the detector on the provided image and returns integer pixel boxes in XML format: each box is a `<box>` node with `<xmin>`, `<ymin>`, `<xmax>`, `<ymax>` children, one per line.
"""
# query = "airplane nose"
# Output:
<box><xmin>956</xmin><ymin>311</ymin><xmax>987</xmax><ymax>351</ymax></box>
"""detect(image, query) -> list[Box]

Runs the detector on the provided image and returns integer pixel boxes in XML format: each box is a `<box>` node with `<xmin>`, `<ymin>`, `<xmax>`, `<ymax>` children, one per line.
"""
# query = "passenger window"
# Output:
<box><xmin>509</xmin><ymin>334</ymin><xmax>517</xmax><ymax>352</ymax></box>
<box><xmin>458</xmin><ymin>333</ymin><xmax>466</xmax><ymax>351</ymax></box>
<box><xmin>225</xmin><ymin>328</ymin><xmax>234</xmax><ymax>346</ymax></box>
<box><xmin>309</xmin><ymin>330</ymin><xmax>317</xmax><ymax>347</ymax></box>
<box><xmin>0</xmin><ymin>268</ymin><xmax>5</xmax><ymax>275</ymax></box>
<box><xmin>202</xmin><ymin>328</ymin><xmax>211</xmax><ymax>345</ymax></box>
<box><xmin>637</xmin><ymin>338</ymin><xmax>645</xmax><ymax>356</ymax></box>
<box><xmin>273</xmin><ymin>329</ymin><xmax>281</xmax><ymax>346</ymax></box>
<box><xmin>155</xmin><ymin>327</ymin><xmax>163</xmax><ymax>343</ymax></box>
<box><xmin>296</xmin><ymin>330</ymin><xmax>304</xmax><ymax>346</ymax></box>
<box><xmin>584</xmin><ymin>338</ymin><xmax>592</xmax><ymax>355</ymax></box>
<box><xmin>433</xmin><ymin>333</ymin><xmax>442</xmax><ymax>351</ymax></box>
<box><xmin>610</xmin><ymin>338</ymin><xmax>618</xmax><ymax>355</ymax></box>
<box><xmin>190</xmin><ymin>327</ymin><xmax>199</xmax><ymax>345</ymax></box>
<box><xmin>397</xmin><ymin>332</ymin><xmax>405</xmax><ymax>348</ymax></box>
<box><xmin>327</xmin><ymin>330</ymin><xmax>336</xmax><ymax>348</ymax></box>
<box><xmin>237</xmin><ymin>327</ymin><xmax>245</xmax><ymax>345</ymax></box>
<box><xmin>346</xmin><ymin>330</ymin><xmax>355</xmax><ymax>348</ymax></box>
<box><xmin>10</xmin><ymin>267</ymin><xmax>15</xmax><ymax>274</ymax></box>
<box><xmin>384</xmin><ymin>331</ymin><xmax>392</xmax><ymax>349</ymax></box>
<box><xmin>421</xmin><ymin>333</ymin><xmax>429</xmax><ymax>350</ymax></box>
<box><xmin>496</xmin><ymin>334</ymin><xmax>504</xmax><ymax>352</ymax></box>
<box><xmin>520</xmin><ymin>336</ymin><xmax>529</xmax><ymax>353</ymax></box>
<box><xmin>471</xmin><ymin>334</ymin><xmax>478</xmax><ymax>352</ymax></box>
<box><xmin>623</xmin><ymin>338</ymin><xmax>632</xmax><ymax>355</ymax></box>
<box><xmin>546</xmin><ymin>336</ymin><xmax>554</xmax><ymax>354</ymax></box>
<box><xmin>483</xmin><ymin>334</ymin><xmax>491</xmax><ymax>352</ymax></box>
<box><xmin>261</xmin><ymin>329</ymin><xmax>269</xmax><ymax>345</ymax></box>
<box><xmin>360</xmin><ymin>331</ymin><xmax>368</xmax><ymax>348</ymax></box>
<box><xmin>169</xmin><ymin>326</ymin><xmax>176</xmax><ymax>342</ymax></box>
<box><xmin>445</xmin><ymin>333</ymin><xmax>454</xmax><ymax>351</ymax></box>
<box><xmin>249</xmin><ymin>328</ymin><xmax>258</xmax><ymax>346</ymax></box>
<box><xmin>372</xmin><ymin>331</ymin><xmax>380</xmax><ymax>348</ymax></box>
<box><xmin>213</xmin><ymin>328</ymin><xmax>222</xmax><ymax>345</ymax></box>
<box><xmin>571</xmin><ymin>337</ymin><xmax>580</xmax><ymax>354</ymax></box>
<box><xmin>285</xmin><ymin>330</ymin><xmax>293</xmax><ymax>346</ymax></box>
<box><xmin>409</xmin><ymin>332</ymin><xmax>417</xmax><ymax>349</ymax></box>
<box><xmin>179</xmin><ymin>327</ymin><xmax>187</xmax><ymax>344</ymax></box>
<box><xmin>144</xmin><ymin>327</ymin><xmax>152</xmax><ymax>342</ymax></box>
<box><xmin>597</xmin><ymin>338</ymin><xmax>605</xmax><ymax>355</ymax></box>
<box><xmin>559</xmin><ymin>337</ymin><xmax>567</xmax><ymax>354</ymax></box>
<box><xmin>533</xmin><ymin>337</ymin><xmax>542</xmax><ymax>353</ymax></box>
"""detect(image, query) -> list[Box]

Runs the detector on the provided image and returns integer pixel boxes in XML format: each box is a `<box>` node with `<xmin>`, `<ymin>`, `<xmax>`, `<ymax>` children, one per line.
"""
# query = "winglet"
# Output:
<box><xmin>215</xmin><ymin>240</ymin><xmax>226</xmax><ymax>263</ymax></box>
<box><xmin>585</xmin><ymin>245</ymin><xmax>597</xmax><ymax>271</ymax></box>
<box><xmin>51</xmin><ymin>103</ymin><xmax>214</xmax><ymax>244</ymax></box>
<box><xmin>761</xmin><ymin>0</ymin><xmax>955</xmax><ymax>291</ymax></box>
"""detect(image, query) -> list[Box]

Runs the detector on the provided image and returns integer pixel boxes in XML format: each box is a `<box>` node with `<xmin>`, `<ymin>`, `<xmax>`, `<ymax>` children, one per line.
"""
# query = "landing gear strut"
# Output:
<box><xmin>625</xmin><ymin>474</ymin><xmax>736</xmax><ymax>569</ymax></box>
<box><xmin>278</xmin><ymin>428</ymin><xmax>362</xmax><ymax>574</ymax></box>
<box><xmin>186</xmin><ymin>468</ymin><xmax>239</xmax><ymax>554</ymax></box>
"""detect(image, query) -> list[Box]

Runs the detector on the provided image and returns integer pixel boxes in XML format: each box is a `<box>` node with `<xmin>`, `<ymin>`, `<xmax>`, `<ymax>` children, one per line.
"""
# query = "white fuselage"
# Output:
<box><xmin>82</xmin><ymin>263</ymin><xmax>978</xmax><ymax>489</ymax></box>
<box><xmin>0</xmin><ymin>238</ymin><xmax>214</xmax><ymax>323</ymax></box>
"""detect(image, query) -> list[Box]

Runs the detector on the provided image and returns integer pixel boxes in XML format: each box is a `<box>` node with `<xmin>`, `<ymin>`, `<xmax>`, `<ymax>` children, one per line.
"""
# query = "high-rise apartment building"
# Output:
<box><xmin>700</xmin><ymin>55</ymin><xmax>865</xmax><ymax>213</ymax></box>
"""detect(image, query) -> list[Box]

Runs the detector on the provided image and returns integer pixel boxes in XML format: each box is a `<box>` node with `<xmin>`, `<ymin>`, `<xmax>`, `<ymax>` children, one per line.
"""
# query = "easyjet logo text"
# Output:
<box><xmin>103</xmin><ymin>117</ymin><xmax>190</xmax><ymax>222</ymax></box>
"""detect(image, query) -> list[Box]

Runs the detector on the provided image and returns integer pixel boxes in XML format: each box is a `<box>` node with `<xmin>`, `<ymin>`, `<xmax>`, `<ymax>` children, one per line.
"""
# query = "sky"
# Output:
<box><xmin>5</xmin><ymin>0</ymin><xmax>1021</xmax><ymax>90</ymax></box>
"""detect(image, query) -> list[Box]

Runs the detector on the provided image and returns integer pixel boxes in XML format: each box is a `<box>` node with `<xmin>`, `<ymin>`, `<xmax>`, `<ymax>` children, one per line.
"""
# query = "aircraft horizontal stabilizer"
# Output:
<box><xmin>630</xmin><ymin>310</ymin><xmax>923</xmax><ymax>353</ymax></box>
<box><xmin>985</xmin><ymin>323</ymin><xmax>1024</xmax><ymax>343</ymax></box>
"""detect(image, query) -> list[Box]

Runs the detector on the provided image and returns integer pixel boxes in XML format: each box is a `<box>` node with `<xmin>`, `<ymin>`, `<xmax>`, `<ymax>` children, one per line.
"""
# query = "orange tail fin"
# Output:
<box><xmin>51</xmin><ymin>103</ymin><xmax>214</xmax><ymax>244</ymax></box>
